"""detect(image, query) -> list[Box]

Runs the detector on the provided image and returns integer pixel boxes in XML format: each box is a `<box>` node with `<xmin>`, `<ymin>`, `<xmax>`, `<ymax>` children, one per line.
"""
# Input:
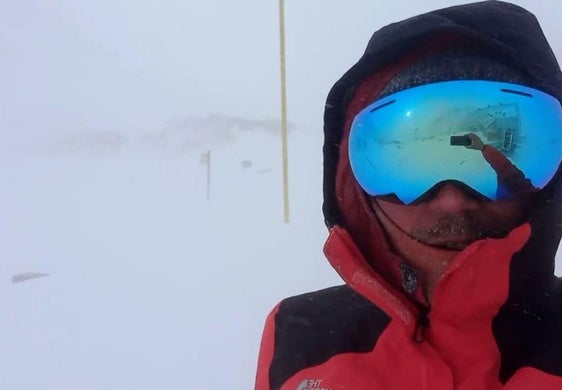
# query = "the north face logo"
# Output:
<box><xmin>296</xmin><ymin>379</ymin><xmax>333</xmax><ymax>390</ymax></box>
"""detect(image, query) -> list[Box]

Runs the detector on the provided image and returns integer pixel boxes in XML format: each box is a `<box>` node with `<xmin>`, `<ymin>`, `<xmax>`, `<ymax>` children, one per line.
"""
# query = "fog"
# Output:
<box><xmin>5</xmin><ymin>0</ymin><xmax>559</xmax><ymax>150</ymax></box>
<box><xmin>1</xmin><ymin>1</ymin><xmax>562</xmax><ymax>389</ymax></box>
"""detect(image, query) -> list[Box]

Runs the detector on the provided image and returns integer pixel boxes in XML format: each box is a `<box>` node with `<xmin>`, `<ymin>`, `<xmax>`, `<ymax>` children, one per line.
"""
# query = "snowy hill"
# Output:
<box><xmin>49</xmin><ymin>114</ymin><xmax>295</xmax><ymax>156</ymax></box>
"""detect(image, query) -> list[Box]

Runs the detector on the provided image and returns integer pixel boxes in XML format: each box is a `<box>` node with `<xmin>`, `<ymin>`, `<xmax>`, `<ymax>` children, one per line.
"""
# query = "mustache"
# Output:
<box><xmin>410</xmin><ymin>211</ymin><xmax>497</xmax><ymax>250</ymax></box>
<box><xmin>410</xmin><ymin>212</ymin><xmax>516</xmax><ymax>249</ymax></box>
<box><xmin>412</xmin><ymin>212</ymin><xmax>484</xmax><ymax>238</ymax></box>
<box><xmin>412</xmin><ymin>210</ymin><xmax>484</xmax><ymax>238</ymax></box>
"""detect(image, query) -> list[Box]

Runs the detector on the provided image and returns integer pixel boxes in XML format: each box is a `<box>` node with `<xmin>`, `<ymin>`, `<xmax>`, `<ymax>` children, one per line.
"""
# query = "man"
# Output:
<box><xmin>256</xmin><ymin>1</ymin><xmax>562</xmax><ymax>389</ymax></box>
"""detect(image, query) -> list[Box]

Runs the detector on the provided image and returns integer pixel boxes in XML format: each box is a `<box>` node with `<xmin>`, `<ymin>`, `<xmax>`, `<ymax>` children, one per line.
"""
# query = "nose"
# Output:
<box><xmin>427</xmin><ymin>183</ymin><xmax>480</xmax><ymax>212</ymax></box>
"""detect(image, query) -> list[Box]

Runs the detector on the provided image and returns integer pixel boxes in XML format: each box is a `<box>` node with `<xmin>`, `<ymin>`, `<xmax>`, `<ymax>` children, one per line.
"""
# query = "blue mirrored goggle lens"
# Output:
<box><xmin>349</xmin><ymin>80</ymin><xmax>562</xmax><ymax>204</ymax></box>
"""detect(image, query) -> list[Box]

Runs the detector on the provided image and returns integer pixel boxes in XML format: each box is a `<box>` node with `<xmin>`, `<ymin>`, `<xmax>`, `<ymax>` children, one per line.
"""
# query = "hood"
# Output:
<box><xmin>322</xmin><ymin>1</ymin><xmax>562</xmax><ymax>300</ymax></box>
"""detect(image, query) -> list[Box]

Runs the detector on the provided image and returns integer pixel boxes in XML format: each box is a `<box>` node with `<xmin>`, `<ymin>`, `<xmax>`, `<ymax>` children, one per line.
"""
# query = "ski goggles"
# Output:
<box><xmin>348</xmin><ymin>80</ymin><xmax>562</xmax><ymax>204</ymax></box>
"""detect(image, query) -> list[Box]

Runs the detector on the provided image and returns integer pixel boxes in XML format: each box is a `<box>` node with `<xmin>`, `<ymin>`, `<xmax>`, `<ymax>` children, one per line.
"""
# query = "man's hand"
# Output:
<box><xmin>464</xmin><ymin>133</ymin><xmax>485</xmax><ymax>151</ymax></box>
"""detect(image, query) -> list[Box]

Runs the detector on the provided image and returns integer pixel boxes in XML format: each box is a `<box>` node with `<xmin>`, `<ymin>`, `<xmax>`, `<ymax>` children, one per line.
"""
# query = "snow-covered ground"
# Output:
<box><xmin>0</xmin><ymin>124</ymin><xmax>341</xmax><ymax>389</ymax></box>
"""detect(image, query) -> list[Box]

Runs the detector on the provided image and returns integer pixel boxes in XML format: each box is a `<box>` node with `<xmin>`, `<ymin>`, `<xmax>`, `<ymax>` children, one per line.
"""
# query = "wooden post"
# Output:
<box><xmin>206</xmin><ymin>150</ymin><xmax>211</xmax><ymax>201</ymax></box>
<box><xmin>279</xmin><ymin>0</ymin><xmax>290</xmax><ymax>223</ymax></box>
<box><xmin>201</xmin><ymin>150</ymin><xmax>211</xmax><ymax>200</ymax></box>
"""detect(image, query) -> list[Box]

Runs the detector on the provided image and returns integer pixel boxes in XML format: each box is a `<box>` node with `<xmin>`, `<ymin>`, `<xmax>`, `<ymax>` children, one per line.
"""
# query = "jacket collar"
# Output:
<box><xmin>323</xmin><ymin>223</ymin><xmax>531</xmax><ymax>335</ymax></box>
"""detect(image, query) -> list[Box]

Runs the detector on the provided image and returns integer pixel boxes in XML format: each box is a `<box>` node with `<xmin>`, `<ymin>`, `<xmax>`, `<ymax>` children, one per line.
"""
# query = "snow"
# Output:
<box><xmin>0</xmin><ymin>125</ymin><xmax>341</xmax><ymax>389</ymax></box>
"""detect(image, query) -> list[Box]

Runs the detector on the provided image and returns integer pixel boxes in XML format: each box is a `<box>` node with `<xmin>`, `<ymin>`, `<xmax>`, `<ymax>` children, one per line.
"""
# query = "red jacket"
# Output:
<box><xmin>256</xmin><ymin>2</ymin><xmax>562</xmax><ymax>389</ymax></box>
<box><xmin>256</xmin><ymin>223</ymin><xmax>562</xmax><ymax>390</ymax></box>
<box><xmin>481</xmin><ymin>145</ymin><xmax>536</xmax><ymax>198</ymax></box>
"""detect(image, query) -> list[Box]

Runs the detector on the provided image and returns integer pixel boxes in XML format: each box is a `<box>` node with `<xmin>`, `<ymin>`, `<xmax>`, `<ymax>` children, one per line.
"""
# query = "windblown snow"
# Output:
<box><xmin>0</xmin><ymin>117</ymin><xmax>339</xmax><ymax>389</ymax></box>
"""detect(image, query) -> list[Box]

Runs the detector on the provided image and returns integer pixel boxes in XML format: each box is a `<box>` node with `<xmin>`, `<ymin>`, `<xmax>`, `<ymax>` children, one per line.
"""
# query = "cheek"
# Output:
<box><xmin>373</xmin><ymin>199</ymin><xmax>426</xmax><ymax>232</ymax></box>
<box><xmin>484</xmin><ymin>200</ymin><xmax>530</xmax><ymax>229</ymax></box>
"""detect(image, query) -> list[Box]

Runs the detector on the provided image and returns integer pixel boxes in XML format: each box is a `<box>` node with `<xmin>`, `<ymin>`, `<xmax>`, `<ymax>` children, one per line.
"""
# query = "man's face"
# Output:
<box><xmin>372</xmin><ymin>183</ymin><xmax>535</xmax><ymax>250</ymax></box>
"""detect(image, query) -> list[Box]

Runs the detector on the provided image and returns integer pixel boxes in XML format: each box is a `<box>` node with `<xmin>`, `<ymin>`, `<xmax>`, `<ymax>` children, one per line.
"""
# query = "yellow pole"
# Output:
<box><xmin>279</xmin><ymin>0</ymin><xmax>290</xmax><ymax>223</ymax></box>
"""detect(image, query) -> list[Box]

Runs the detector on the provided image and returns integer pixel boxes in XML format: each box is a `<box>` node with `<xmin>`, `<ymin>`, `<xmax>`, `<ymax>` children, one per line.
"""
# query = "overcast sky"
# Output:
<box><xmin>1</xmin><ymin>0</ymin><xmax>561</xmax><ymax>150</ymax></box>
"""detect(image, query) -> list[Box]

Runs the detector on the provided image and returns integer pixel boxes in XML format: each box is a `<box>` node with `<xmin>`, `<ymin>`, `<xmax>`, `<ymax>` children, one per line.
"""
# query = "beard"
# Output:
<box><xmin>373</xmin><ymin>184</ymin><xmax>535</xmax><ymax>250</ymax></box>
<box><xmin>409</xmin><ymin>211</ymin><xmax>498</xmax><ymax>249</ymax></box>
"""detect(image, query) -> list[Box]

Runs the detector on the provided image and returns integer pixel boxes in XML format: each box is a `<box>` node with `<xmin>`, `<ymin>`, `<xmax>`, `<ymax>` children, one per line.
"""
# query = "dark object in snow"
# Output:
<box><xmin>11</xmin><ymin>272</ymin><xmax>49</xmax><ymax>284</ymax></box>
<box><xmin>241</xmin><ymin>160</ymin><xmax>253</xmax><ymax>169</ymax></box>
